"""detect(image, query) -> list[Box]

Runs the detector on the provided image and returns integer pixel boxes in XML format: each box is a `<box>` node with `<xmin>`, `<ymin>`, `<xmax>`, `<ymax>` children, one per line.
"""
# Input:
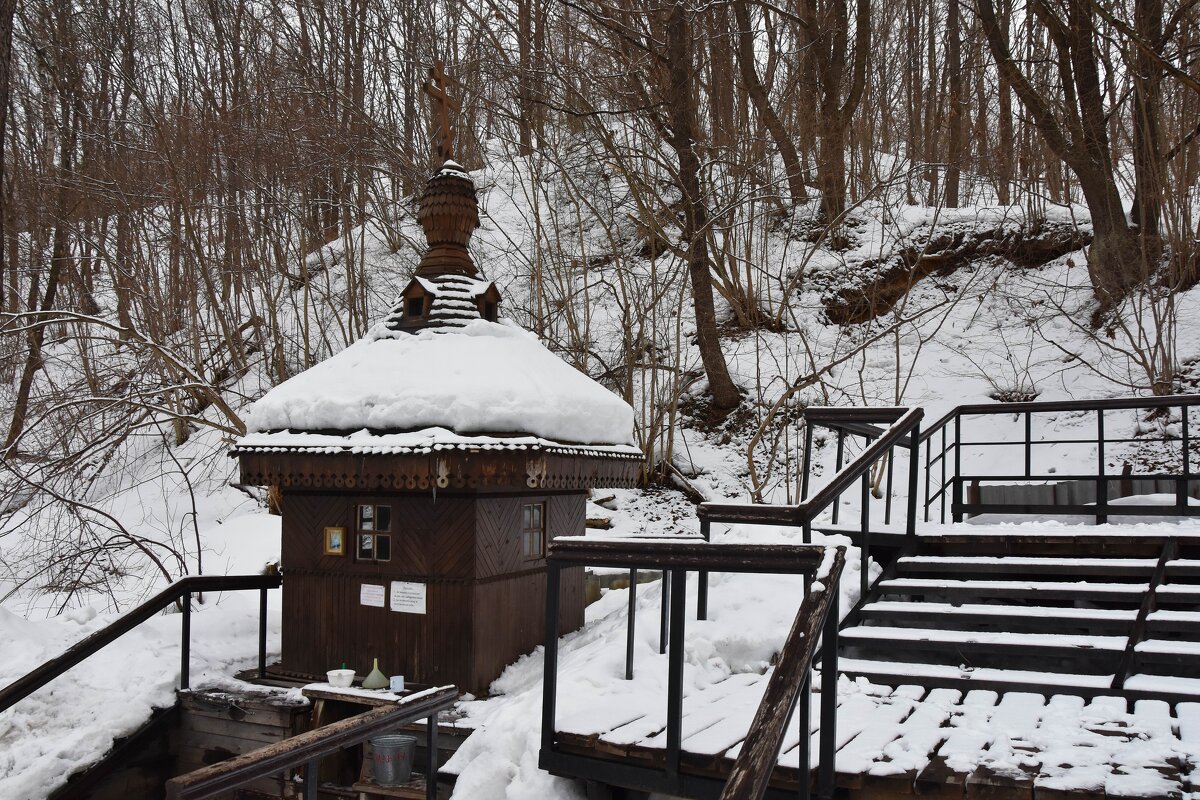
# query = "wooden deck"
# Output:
<box><xmin>550</xmin><ymin>677</ymin><xmax>1199</xmax><ymax>799</ymax></box>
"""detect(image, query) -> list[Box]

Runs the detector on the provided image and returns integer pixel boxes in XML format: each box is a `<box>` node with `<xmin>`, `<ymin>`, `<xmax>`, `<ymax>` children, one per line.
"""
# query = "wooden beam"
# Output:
<box><xmin>720</xmin><ymin>548</ymin><xmax>846</xmax><ymax>800</ymax></box>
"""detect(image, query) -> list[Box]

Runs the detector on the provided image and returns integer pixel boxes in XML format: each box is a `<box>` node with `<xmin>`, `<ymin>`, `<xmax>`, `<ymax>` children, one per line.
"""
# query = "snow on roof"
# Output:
<box><xmin>438</xmin><ymin>159</ymin><xmax>469</xmax><ymax>178</ymax></box>
<box><xmin>241</xmin><ymin>319</ymin><xmax>636</xmax><ymax>446</ymax></box>
<box><xmin>235</xmin><ymin>427</ymin><xmax>642</xmax><ymax>458</ymax></box>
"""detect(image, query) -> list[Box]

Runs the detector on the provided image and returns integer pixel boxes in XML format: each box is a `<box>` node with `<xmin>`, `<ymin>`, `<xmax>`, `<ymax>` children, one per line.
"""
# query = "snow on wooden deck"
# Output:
<box><xmin>555</xmin><ymin>674</ymin><xmax>1199</xmax><ymax>797</ymax></box>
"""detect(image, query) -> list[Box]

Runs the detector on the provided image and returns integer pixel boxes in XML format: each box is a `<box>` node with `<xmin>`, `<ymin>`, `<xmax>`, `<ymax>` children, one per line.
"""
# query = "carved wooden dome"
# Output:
<box><xmin>414</xmin><ymin>160</ymin><xmax>480</xmax><ymax>278</ymax></box>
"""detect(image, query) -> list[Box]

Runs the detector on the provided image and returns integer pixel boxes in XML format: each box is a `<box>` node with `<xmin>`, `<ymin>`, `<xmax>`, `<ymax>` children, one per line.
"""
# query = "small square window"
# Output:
<box><xmin>407</xmin><ymin>297</ymin><xmax>424</xmax><ymax>317</ymax></box>
<box><xmin>356</xmin><ymin>504</ymin><xmax>393</xmax><ymax>562</ymax></box>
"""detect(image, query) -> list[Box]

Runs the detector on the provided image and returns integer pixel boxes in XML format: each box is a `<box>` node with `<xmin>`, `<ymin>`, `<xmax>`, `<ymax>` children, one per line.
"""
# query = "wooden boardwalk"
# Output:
<box><xmin>553</xmin><ymin>676</ymin><xmax>1199</xmax><ymax>799</ymax></box>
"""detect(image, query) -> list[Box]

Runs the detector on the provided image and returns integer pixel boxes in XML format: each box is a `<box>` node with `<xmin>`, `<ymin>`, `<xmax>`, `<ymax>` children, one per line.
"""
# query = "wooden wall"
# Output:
<box><xmin>278</xmin><ymin>490</ymin><xmax>586</xmax><ymax>695</ymax></box>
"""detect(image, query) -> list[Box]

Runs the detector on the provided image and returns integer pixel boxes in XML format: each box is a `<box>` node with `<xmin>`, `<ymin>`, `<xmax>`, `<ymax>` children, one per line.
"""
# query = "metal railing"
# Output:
<box><xmin>540</xmin><ymin>539</ymin><xmax>844</xmax><ymax>800</ymax></box>
<box><xmin>702</xmin><ymin>406</ymin><xmax>923</xmax><ymax>602</ymax></box>
<box><xmin>165</xmin><ymin>685</ymin><xmax>458</xmax><ymax>800</ymax></box>
<box><xmin>919</xmin><ymin>394</ymin><xmax>1200</xmax><ymax>524</ymax></box>
<box><xmin>0</xmin><ymin>574</ymin><xmax>281</xmax><ymax>715</ymax></box>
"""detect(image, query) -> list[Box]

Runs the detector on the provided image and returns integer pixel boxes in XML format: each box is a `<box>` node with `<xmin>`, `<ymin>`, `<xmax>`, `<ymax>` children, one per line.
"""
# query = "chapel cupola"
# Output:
<box><xmin>385</xmin><ymin>63</ymin><xmax>500</xmax><ymax>333</ymax></box>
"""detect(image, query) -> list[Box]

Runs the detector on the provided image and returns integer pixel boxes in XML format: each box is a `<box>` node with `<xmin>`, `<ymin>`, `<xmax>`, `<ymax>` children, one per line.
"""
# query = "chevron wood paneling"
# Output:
<box><xmin>276</xmin><ymin>487</ymin><xmax>588</xmax><ymax>694</ymax></box>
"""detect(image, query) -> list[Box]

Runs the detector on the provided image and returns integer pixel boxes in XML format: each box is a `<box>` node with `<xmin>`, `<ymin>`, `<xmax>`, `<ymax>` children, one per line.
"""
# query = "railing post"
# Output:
<box><xmin>884</xmin><ymin>448</ymin><xmax>894</xmax><ymax>525</ymax></box>
<box><xmin>1097</xmin><ymin>410</ymin><xmax>1108</xmax><ymax>524</ymax></box>
<box><xmin>908</xmin><ymin>422</ymin><xmax>921</xmax><ymax>538</ymax></box>
<box><xmin>426</xmin><ymin>711</ymin><xmax>439</xmax><ymax>800</ymax></box>
<box><xmin>1024</xmin><ymin>411</ymin><xmax>1032</xmax><ymax>478</ymax></box>
<box><xmin>662</xmin><ymin>566</ymin><xmax>672</xmax><ymax>652</ymax></box>
<box><xmin>796</xmin><ymin>671</ymin><xmax>811</xmax><ymax>800</ymax></box>
<box><xmin>258</xmin><ymin>587</ymin><xmax>268</xmax><ymax>680</ymax></box>
<box><xmin>665</xmin><ymin>569</ymin><xmax>687</xmax><ymax>783</ymax></box>
<box><xmin>541</xmin><ymin>563</ymin><xmax>561</xmax><ymax>755</ymax></box>
<box><xmin>698</xmin><ymin>519</ymin><xmax>710</xmax><ymax>621</ymax></box>
<box><xmin>831</xmin><ymin>430</ymin><xmax>845</xmax><ymax>525</ymax></box>
<box><xmin>802</xmin><ymin>423</ymin><xmax>814</xmax><ymax>501</ymax></box>
<box><xmin>923</xmin><ymin>437</ymin><xmax>931</xmax><ymax>523</ymax></box>
<box><xmin>303</xmin><ymin>759</ymin><xmax>318</xmax><ymax>800</ymax></box>
<box><xmin>952</xmin><ymin>418</ymin><xmax>963</xmax><ymax>523</ymax></box>
<box><xmin>818</xmin><ymin>587</ymin><xmax>839</xmax><ymax>800</ymax></box>
<box><xmin>1180</xmin><ymin>403</ymin><xmax>1190</xmax><ymax>516</ymax></box>
<box><xmin>860</xmin><ymin>473</ymin><xmax>870</xmax><ymax>602</ymax></box>
<box><xmin>940</xmin><ymin>426</ymin><xmax>948</xmax><ymax>524</ymax></box>
<box><xmin>180</xmin><ymin>592</ymin><xmax>191</xmax><ymax>691</ymax></box>
<box><xmin>625</xmin><ymin>568</ymin><xmax>637</xmax><ymax>680</ymax></box>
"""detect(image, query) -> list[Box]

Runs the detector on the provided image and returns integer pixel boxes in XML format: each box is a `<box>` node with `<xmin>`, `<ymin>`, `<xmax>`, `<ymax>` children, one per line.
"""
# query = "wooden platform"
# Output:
<box><xmin>551</xmin><ymin>677</ymin><xmax>1200</xmax><ymax>799</ymax></box>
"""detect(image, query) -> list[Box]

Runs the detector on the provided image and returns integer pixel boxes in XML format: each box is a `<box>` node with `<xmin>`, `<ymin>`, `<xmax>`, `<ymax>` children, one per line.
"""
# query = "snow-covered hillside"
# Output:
<box><xmin>3</xmin><ymin>150</ymin><xmax>1199</xmax><ymax>798</ymax></box>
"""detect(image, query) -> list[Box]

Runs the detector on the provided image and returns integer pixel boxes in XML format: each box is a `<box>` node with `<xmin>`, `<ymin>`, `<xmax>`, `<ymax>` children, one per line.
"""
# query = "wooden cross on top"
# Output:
<box><xmin>424</xmin><ymin>60</ymin><xmax>460</xmax><ymax>162</ymax></box>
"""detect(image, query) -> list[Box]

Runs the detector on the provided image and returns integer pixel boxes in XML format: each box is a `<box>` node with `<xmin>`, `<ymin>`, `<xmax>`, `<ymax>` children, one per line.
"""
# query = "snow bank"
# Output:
<box><xmin>0</xmin><ymin>594</ymin><xmax>281</xmax><ymax>799</ymax></box>
<box><xmin>243</xmin><ymin>320</ymin><xmax>634</xmax><ymax>446</ymax></box>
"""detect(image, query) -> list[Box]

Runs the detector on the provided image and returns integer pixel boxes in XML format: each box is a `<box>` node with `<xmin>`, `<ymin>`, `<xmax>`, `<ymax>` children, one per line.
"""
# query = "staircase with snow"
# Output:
<box><xmin>837</xmin><ymin>540</ymin><xmax>1200</xmax><ymax>701</ymax></box>
<box><xmin>814</xmin><ymin>394</ymin><xmax>1200</xmax><ymax>703</ymax></box>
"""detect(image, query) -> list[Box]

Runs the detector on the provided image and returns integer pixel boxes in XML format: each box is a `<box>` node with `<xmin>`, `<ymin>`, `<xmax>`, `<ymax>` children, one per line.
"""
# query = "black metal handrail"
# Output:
<box><xmin>165</xmin><ymin>685</ymin><xmax>458</xmax><ymax>800</ymax></box>
<box><xmin>917</xmin><ymin>394</ymin><xmax>1200</xmax><ymax>524</ymax></box>
<box><xmin>0</xmin><ymin>574</ymin><xmax>281</xmax><ymax>716</ymax></box>
<box><xmin>700</xmin><ymin>406</ymin><xmax>923</xmax><ymax>602</ymax></box>
<box><xmin>540</xmin><ymin>539</ymin><xmax>845</xmax><ymax>800</ymax></box>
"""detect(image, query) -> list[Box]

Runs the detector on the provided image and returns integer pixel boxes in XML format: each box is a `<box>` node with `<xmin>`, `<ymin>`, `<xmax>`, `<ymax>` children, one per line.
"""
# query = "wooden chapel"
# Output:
<box><xmin>232</xmin><ymin>66</ymin><xmax>640</xmax><ymax>695</ymax></box>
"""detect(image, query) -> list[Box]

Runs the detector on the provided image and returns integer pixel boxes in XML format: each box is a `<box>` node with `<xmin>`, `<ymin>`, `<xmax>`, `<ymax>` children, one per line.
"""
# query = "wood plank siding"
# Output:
<box><xmin>279</xmin><ymin>491</ymin><xmax>585</xmax><ymax>695</ymax></box>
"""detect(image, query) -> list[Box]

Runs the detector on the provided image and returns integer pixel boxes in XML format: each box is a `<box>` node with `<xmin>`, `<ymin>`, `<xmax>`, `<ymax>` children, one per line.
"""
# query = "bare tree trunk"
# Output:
<box><xmin>664</xmin><ymin>2</ymin><xmax>741</xmax><ymax>413</ymax></box>
<box><xmin>977</xmin><ymin>0</ymin><xmax>1145</xmax><ymax>303</ymax></box>
<box><xmin>731</xmin><ymin>0</ymin><xmax>808</xmax><ymax>206</ymax></box>
<box><xmin>945</xmin><ymin>0</ymin><xmax>964</xmax><ymax>207</ymax></box>
<box><xmin>799</xmin><ymin>0</ymin><xmax>870</xmax><ymax>223</ymax></box>
<box><xmin>0</xmin><ymin>0</ymin><xmax>15</xmax><ymax>309</ymax></box>
<box><xmin>1130</xmin><ymin>0</ymin><xmax>1164</xmax><ymax>241</ymax></box>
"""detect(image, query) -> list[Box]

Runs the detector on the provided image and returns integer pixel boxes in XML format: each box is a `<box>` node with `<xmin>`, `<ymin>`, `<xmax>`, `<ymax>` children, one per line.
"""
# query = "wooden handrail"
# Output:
<box><xmin>165</xmin><ymin>686</ymin><xmax>458</xmax><ymax>800</ymax></box>
<box><xmin>0</xmin><ymin>574</ymin><xmax>281</xmax><ymax>715</ymax></box>
<box><xmin>548</xmin><ymin>538</ymin><xmax>828</xmax><ymax>573</ymax></box>
<box><xmin>721</xmin><ymin>548</ymin><xmax>846</xmax><ymax>800</ymax></box>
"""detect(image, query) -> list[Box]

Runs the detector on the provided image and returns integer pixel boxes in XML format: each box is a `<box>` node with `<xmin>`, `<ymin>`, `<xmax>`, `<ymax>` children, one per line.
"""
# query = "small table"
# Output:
<box><xmin>301</xmin><ymin>684</ymin><xmax>446</xmax><ymax>800</ymax></box>
<box><xmin>302</xmin><ymin>682</ymin><xmax>408</xmax><ymax>727</ymax></box>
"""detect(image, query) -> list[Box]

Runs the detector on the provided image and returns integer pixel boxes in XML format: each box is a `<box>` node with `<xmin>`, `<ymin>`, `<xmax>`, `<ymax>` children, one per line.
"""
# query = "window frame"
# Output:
<box><xmin>521</xmin><ymin>502</ymin><xmax>546</xmax><ymax>560</ymax></box>
<box><xmin>355</xmin><ymin>503</ymin><xmax>392</xmax><ymax>563</ymax></box>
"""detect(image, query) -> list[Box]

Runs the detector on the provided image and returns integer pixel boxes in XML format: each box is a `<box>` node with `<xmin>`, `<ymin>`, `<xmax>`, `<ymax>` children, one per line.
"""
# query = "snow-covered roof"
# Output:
<box><xmin>240</xmin><ymin>319</ymin><xmax>636</xmax><ymax>447</ymax></box>
<box><xmin>384</xmin><ymin>273</ymin><xmax>498</xmax><ymax>331</ymax></box>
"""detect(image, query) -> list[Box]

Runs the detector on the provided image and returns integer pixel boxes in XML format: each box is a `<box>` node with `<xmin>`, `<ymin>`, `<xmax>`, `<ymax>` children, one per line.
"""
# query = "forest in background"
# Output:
<box><xmin>0</xmin><ymin>0</ymin><xmax>1199</xmax><ymax>598</ymax></box>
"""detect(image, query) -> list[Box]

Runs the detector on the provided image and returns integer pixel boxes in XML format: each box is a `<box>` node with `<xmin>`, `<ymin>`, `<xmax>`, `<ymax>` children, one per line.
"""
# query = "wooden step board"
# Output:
<box><xmin>896</xmin><ymin>555</ymin><xmax>1158</xmax><ymax>578</ymax></box>
<box><xmin>859</xmin><ymin>601</ymin><xmax>1137</xmax><ymax>634</ymax></box>
<box><xmin>877</xmin><ymin>577</ymin><xmax>1150</xmax><ymax>603</ymax></box>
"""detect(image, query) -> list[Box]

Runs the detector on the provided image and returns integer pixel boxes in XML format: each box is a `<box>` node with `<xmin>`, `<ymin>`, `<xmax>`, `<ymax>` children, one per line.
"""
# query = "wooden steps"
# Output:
<box><xmin>839</xmin><ymin>539</ymin><xmax>1200</xmax><ymax>700</ymax></box>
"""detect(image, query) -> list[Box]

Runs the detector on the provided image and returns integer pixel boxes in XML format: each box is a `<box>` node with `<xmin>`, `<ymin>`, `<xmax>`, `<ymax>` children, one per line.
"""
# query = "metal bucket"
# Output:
<box><xmin>370</xmin><ymin>734</ymin><xmax>417</xmax><ymax>786</ymax></box>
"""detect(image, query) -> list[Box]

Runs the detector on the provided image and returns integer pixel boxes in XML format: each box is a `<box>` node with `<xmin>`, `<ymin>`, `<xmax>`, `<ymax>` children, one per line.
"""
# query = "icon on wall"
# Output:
<box><xmin>324</xmin><ymin>526</ymin><xmax>346</xmax><ymax>556</ymax></box>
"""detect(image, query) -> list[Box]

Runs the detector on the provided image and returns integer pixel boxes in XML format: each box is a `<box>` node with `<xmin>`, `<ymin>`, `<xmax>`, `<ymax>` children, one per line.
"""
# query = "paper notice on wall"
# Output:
<box><xmin>360</xmin><ymin>583</ymin><xmax>385</xmax><ymax>608</ymax></box>
<box><xmin>390</xmin><ymin>581</ymin><xmax>427</xmax><ymax>614</ymax></box>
